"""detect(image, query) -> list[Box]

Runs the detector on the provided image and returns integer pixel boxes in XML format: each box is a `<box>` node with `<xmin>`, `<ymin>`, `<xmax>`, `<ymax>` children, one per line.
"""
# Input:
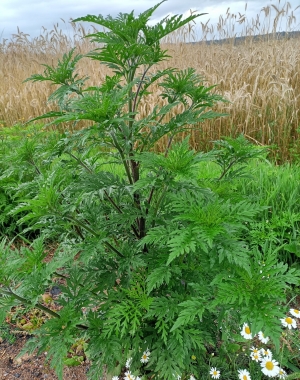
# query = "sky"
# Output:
<box><xmin>1</xmin><ymin>0</ymin><xmax>300</xmax><ymax>41</ymax></box>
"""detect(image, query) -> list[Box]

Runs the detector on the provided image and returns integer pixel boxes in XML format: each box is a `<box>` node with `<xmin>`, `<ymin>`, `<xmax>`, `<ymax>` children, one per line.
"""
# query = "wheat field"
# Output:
<box><xmin>0</xmin><ymin>2</ymin><xmax>300</xmax><ymax>161</ymax></box>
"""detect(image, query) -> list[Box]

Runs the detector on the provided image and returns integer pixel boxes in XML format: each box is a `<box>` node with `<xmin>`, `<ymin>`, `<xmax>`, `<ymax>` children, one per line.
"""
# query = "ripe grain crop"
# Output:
<box><xmin>0</xmin><ymin>2</ymin><xmax>300</xmax><ymax>161</ymax></box>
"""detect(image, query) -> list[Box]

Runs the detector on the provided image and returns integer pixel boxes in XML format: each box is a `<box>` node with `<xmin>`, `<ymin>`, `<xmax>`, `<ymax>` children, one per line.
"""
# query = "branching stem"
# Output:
<box><xmin>2</xmin><ymin>288</ymin><xmax>60</xmax><ymax>319</ymax></box>
<box><xmin>65</xmin><ymin>216</ymin><xmax>125</xmax><ymax>258</ymax></box>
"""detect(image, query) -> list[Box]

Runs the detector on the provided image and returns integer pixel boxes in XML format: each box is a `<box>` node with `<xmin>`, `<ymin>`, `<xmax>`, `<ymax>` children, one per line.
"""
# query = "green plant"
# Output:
<box><xmin>234</xmin><ymin>161</ymin><xmax>300</xmax><ymax>266</ymax></box>
<box><xmin>212</xmin><ymin>134</ymin><xmax>267</xmax><ymax>181</ymax></box>
<box><xmin>1</xmin><ymin>2</ymin><xmax>300</xmax><ymax>380</ymax></box>
<box><xmin>0</xmin><ymin>123</ymin><xmax>63</xmax><ymax>238</ymax></box>
<box><xmin>0</xmin><ymin>323</ymin><xmax>16</xmax><ymax>344</ymax></box>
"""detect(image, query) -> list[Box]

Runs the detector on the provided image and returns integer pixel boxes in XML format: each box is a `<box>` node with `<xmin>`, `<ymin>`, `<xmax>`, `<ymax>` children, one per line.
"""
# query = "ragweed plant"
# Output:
<box><xmin>0</xmin><ymin>2</ymin><xmax>300</xmax><ymax>380</ymax></box>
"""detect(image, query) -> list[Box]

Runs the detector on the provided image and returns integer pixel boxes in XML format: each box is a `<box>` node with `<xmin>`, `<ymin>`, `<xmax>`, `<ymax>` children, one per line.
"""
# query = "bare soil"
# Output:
<box><xmin>0</xmin><ymin>333</ymin><xmax>89</xmax><ymax>380</ymax></box>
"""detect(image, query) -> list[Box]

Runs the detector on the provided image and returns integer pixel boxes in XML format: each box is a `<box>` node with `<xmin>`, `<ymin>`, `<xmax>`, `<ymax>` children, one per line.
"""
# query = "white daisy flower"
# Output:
<box><xmin>209</xmin><ymin>367</ymin><xmax>221</xmax><ymax>379</ymax></box>
<box><xmin>140</xmin><ymin>350</ymin><xmax>150</xmax><ymax>363</ymax></box>
<box><xmin>124</xmin><ymin>371</ymin><xmax>135</xmax><ymax>380</ymax></box>
<box><xmin>289</xmin><ymin>308</ymin><xmax>300</xmax><ymax>319</ymax></box>
<box><xmin>238</xmin><ymin>369</ymin><xmax>251</xmax><ymax>380</ymax></box>
<box><xmin>278</xmin><ymin>368</ymin><xmax>287</xmax><ymax>379</ymax></box>
<box><xmin>260</xmin><ymin>348</ymin><xmax>272</xmax><ymax>359</ymax></box>
<box><xmin>112</xmin><ymin>377</ymin><xmax>119</xmax><ymax>380</ymax></box>
<box><xmin>250</xmin><ymin>351</ymin><xmax>261</xmax><ymax>362</ymax></box>
<box><xmin>189</xmin><ymin>376</ymin><xmax>196</xmax><ymax>380</ymax></box>
<box><xmin>260</xmin><ymin>357</ymin><xmax>280</xmax><ymax>377</ymax></box>
<box><xmin>280</xmin><ymin>316</ymin><xmax>297</xmax><ymax>329</ymax></box>
<box><xmin>258</xmin><ymin>331</ymin><xmax>270</xmax><ymax>344</ymax></box>
<box><xmin>250</xmin><ymin>346</ymin><xmax>259</xmax><ymax>354</ymax></box>
<box><xmin>240</xmin><ymin>323</ymin><xmax>252</xmax><ymax>339</ymax></box>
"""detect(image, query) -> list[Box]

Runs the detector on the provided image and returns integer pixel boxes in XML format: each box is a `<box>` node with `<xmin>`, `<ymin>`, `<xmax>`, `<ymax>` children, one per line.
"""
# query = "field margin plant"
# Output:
<box><xmin>1</xmin><ymin>2</ymin><xmax>300</xmax><ymax>379</ymax></box>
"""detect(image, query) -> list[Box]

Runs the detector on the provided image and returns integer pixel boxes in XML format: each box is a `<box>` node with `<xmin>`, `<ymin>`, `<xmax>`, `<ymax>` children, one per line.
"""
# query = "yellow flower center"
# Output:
<box><xmin>245</xmin><ymin>326</ymin><xmax>251</xmax><ymax>334</ymax></box>
<box><xmin>243</xmin><ymin>376</ymin><xmax>247</xmax><ymax>380</ymax></box>
<box><xmin>286</xmin><ymin>317</ymin><xmax>293</xmax><ymax>324</ymax></box>
<box><xmin>266</xmin><ymin>361</ymin><xmax>274</xmax><ymax>371</ymax></box>
<box><xmin>293</xmin><ymin>309</ymin><xmax>299</xmax><ymax>314</ymax></box>
<box><xmin>213</xmin><ymin>371</ymin><xmax>217</xmax><ymax>375</ymax></box>
<box><xmin>143</xmin><ymin>354</ymin><xmax>147</xmax><ymax>359</ymax></box>
<box><xmin>191</xmin><ymin>355</ymin><xmax>196</xmax><ymax>360</ymax></box>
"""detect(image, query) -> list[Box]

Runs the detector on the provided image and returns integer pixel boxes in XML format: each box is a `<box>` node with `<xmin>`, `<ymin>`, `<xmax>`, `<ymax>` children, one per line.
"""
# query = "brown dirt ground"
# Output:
<box><xmin>0</xmin><ymin>333</ymin><xmax>89</xmax><ymax>380</ymax></box>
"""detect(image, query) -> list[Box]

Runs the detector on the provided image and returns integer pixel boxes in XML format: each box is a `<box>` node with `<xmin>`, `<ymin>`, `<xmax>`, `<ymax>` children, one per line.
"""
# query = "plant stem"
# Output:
<box><xmin>146</xmin><ymin>135</ymin><xmax>174</xmax><ymax>214</ymax></box>
<box><xmin>152</xmin><ymin>184</ymin><xmax>168</xmax><ymax>226</ymax></box>
<box><xmin>67</xmin><ymin>151</ymin><xmax>139</xmax><ymax>237</ymax></box>
<box><xmin>218</xmin><ymin>158</ymin><xmax>238</xmax><ymax>180</ymax></box>
<box><xmin>28</xmin><ymin>159</ymin><xmax>41</xmax><ymax>175</ymax></box>
<box><xmin>68</xmin><ymin>152</ymin><xmax>93</xmax><ymax>173</ymax></box>
<box><xmin>110</xmin><ymin>132</ymin><xmax>133</xmax><ymax>185</ymax></box>
<box><xmin>2</xmin><ymin>289</ymin><xmax>60</xmax><ymax>319</ymax></box>
<box><xmin>65</xmin><ymin>216</ymin><xmax>125</xmax><ymax>258</ymax></box>
<box><xmin>132</xmin><ymin>65</ymin><xmax>151</xmax><ymax>114</ymax></box>
<box><xmin>102</xmin><ymin>191</ymin><xmax>140</xmax><ymax>239</ymax></box>
<box><xmin>2</xmin><ymin>288</ymin><xmax>89</xmax><ymax>330</ymax></box>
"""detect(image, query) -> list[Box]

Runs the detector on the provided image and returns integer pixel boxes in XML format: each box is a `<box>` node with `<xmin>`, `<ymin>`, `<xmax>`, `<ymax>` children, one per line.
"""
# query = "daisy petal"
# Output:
<box><xmin>240</xmin><ymin>323</ymin><xmax>252</xmax><ymax>339</ymax></box>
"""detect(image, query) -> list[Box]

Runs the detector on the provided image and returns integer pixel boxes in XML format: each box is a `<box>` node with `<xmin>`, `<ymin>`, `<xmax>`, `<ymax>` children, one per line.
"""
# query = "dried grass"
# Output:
<box><xmin>1</xmin><ymin>2</ymin><xmax>300</xmax><ymax>160</ymax></box>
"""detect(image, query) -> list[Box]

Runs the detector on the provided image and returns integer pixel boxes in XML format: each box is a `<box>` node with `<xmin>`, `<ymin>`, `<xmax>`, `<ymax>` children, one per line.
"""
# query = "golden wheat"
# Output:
<box><xmin>0</xmin><ymin>2</ymin><xmax>300</xmax><ymax>160</ymax></box>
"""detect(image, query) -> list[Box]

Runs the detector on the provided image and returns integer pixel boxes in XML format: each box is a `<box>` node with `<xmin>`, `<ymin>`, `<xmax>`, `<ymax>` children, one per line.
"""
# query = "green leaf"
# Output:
<box><xmin>285</xmin><ymin>242</ymin><xmax>300</xmax><ymax>257</ymax></box>
<box><xmin>24</xmin><ymin>48</ymin><xmax>84</xmax><ymax>85</ymax></box>
<box><xmin>171</xmin><ymin>298</ymin><xmax>205</xmax><ymax>331</ymax></box>
<box><xmin>146</xmin><ymin>266</ymin><xmax>172</xmax><ymax>294</ymax></box>
<box><xmin>167</xmin><ymin>228</ymin><xmax>197</xmax><ymax>265</ymax></box>
<box><xmin>63</xmin><ymin>356</ymin><xmax>84</xmax><ymax>366</ymax></box>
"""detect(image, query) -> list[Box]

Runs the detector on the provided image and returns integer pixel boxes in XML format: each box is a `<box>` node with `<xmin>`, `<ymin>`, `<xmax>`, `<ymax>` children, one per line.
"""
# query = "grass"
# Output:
<box><xmin>0</xmin><ymin>2</ymin><xmax>300</xmax><ymax>162</ymax></box>
<box><xmin>197</xmin><ymin>158</ymin><xmax>300</xmax><ymax>216</ymax></box>
<box><xmin>195</xmin><ymin>157</ymin><xmax>300</xmax><ymax>266</ymax></box>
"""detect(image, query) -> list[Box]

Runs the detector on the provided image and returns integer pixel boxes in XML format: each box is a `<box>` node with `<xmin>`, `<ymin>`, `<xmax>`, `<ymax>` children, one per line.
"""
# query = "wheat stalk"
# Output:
<box><xmin>0</xmin><ymin>1</ymin><xmax>300</xmax><ymax>161</ymax></box>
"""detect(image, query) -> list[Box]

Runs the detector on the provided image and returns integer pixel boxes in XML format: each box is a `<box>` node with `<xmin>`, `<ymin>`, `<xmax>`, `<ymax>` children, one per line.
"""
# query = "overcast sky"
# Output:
<box><xmin>1</xmin><ymin>0</ymin><xmax>300</xmax><ymax>41</ymax></box>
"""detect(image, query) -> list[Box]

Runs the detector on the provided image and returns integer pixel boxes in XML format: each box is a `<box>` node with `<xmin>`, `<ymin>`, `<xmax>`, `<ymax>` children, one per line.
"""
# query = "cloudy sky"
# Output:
<box><xmin>1</xmin><ymin>0</ymin><xmax>300</xmax><ymax>41</ymax></box>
